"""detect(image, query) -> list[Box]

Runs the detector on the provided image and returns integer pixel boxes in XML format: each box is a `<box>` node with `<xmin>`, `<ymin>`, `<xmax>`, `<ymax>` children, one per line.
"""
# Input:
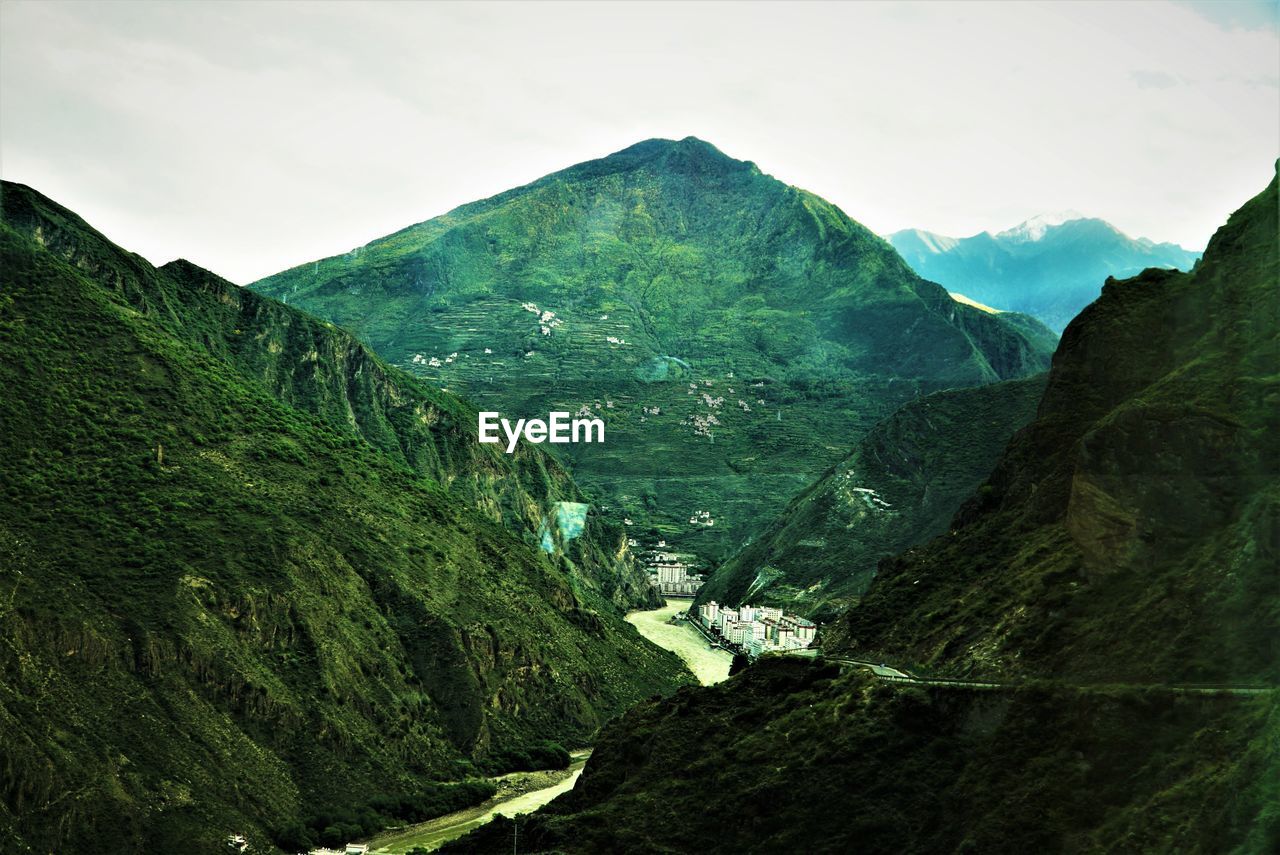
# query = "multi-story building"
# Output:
<box><xmin>698</xmin><ymin>601</ymin><xmax>817</xmax><ymax>658</ymax></box>
<box><xmin>647</xmin><ymin>549</ymin><xmax>704</xmax><ymax>595</ymax></box>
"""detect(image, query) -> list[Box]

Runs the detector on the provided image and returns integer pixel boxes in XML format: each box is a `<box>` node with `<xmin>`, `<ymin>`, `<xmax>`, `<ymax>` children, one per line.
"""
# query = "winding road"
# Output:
<box><xmin>819</xmin><ymin>655</ymin><xmax>1273</xmax><ymax>696</ymax></box>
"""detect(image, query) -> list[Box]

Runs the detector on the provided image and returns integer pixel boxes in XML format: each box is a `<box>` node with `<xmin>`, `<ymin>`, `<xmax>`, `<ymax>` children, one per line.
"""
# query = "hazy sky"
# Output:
<box><xmin>2</xmin><ymin>1</ymin><xmax>1277</xmax><ymax>284</ymax></box>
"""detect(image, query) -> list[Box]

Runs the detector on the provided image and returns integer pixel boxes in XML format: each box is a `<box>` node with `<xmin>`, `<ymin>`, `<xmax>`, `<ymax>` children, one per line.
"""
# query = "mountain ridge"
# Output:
<box><xmin>845</xmin><ymin>166</ymin><xmax>1278</xmax><ymax>685</ymax></box>
<box><xmin>696</xmin><ymin>374</ymin><xmax>1048</xmax><ymax>620</ymax></box>
<box><xmin>436</xmin><ymin>165</ymin><xmax>1280</xmax><ymax>855</ymax></box>
<box><xmin>889</xmin><ymin>215</ymin><xmax>1200</xmax><ymax>331</ymax></box>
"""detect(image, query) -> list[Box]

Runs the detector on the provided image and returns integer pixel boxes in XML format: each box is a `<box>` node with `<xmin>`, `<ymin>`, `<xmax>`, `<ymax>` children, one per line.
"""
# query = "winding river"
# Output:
<box><xmin>364</xmin><ymin>601</ymin><xmax>727</xmax><ymax>852</ymax></box>
<box><xmin>366</xmin><ymin>752</ymin><xmax>590</xmax><ymax>854</ymax></box>
<box><xmin>626</xmin><ymin>599</ymin><xmax>733</xmax><ymax>686</ymax></box>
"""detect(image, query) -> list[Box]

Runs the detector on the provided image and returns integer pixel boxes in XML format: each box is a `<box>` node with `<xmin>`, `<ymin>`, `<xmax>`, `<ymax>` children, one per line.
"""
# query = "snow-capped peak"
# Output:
<box><xmin>995</xmin><ymin>210</ymin><xmax>1088</xmax><ymax>243</ymax></box>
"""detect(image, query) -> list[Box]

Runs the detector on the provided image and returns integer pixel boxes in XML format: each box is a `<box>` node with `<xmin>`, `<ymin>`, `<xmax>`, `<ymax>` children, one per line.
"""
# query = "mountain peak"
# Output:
<box><xmin>612</xmin><ymin>135</ymin><xmax>725</xmax><ymax>157</ymax></box>
<box><xmin>995</xmin><ymin>210</ymin><xmax>1089</xmax><ymax>243</ymax></box>
<box><xmin>597</xmin><ymin>136</ymin><xmax>752</xmax><ymax>176</ymax></box>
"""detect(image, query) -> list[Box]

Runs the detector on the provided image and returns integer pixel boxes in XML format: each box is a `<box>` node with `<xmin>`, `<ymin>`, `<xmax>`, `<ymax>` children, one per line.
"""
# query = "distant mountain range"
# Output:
<box><xmin>888</xmin><ymin>214</ymin><xmax>1201</xmax><ymax>332</ymax></box>
<box><xmin>251</xmin><ymin>137</ymin><xmax>1055</xmax><ymax>565</ymax></box>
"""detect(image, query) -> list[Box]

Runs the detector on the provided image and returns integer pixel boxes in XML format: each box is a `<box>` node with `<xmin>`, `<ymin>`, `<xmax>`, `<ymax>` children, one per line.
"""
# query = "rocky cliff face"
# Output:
<box><xmin>251</xmin><ymin>137</ymin><xmax>1055</xmax><ymax>564</ymax></box>
<box><xmin>0</xmin><ymin>181</ymin><xmax>685</xmax><ymax>854</ymax></box>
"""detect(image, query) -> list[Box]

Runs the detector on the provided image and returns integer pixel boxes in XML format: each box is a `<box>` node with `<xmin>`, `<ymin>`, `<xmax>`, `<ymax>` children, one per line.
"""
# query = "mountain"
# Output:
<box><xmin>440</xmin><ymin>169</ymin><xmax>1280</xmax><ymax>853</ymax></box>
<box><xmin>0</xmin><ymin>181</ymin><xmax>690</xmax><ymax>854</ymax></box>
<box><xmin>251</xmin><ymin>138</ymin><xmax>1056</xmax><ymax>567</ymax></box>
<box><xmin>696</xmin><ymin>375</ymin><xmax>1046</xmax><ymax>620</ymax></box>
<box><xmin>838</xmin><ymin>170</ymin><xmax>1280</xmax><ymax>686</ymax></box>
<box><xmin>889</xmin><ymin>216</ymin><xmax>1201</xmax><ymax>332</ymax></box>
<box><xmin>445</xmin><ymin>660</ymin><xmax>1276</xmax><ymax>854</ymax></box>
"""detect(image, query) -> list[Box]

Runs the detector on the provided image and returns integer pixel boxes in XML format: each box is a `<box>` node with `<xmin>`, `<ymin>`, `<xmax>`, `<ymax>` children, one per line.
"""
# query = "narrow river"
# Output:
<box><xmin>365</xmin><ymin>601</ymin><xmax>727</xmax><ymax>852</ymax></box>
<box><xmin>626</xmin><ymin>599</ymin><xmax>733</xmax><ymax>686</ymax></box>
<box><xmin>366</xmin><ymin>752</ymin><xmax>590</xmax><ymax>854</ymax></box>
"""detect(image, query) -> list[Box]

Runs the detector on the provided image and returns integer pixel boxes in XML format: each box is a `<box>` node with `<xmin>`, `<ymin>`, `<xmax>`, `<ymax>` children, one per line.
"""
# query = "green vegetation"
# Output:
<box><xmin>0</xmin><ymin>181</ymin><xmax>691</xmax><ymax>853</ymax></box>
<box><xmin>833</xmin><ymin>168</ymin><xmax>1280</xmax><ymax>686</ymax></box>
<box><xmin>440</xmin><ymin>168</ymin><xmax>1279</xmax><ymax>853</ymax></box>
<box><xmin>274</xmin><ymin>781</ymin><xmax>496</xmax><ymax>851</ymax></box>
<box><xmin>442</xmin><ymin>659</ymin><xmax>1276</xmax><ymax>854</ymax></box>
<box><xmin>252</xmin><ymin>137</ymin><xmax>1055</xmax><ymax>564</ymax></box>
<box><xmin>477</xmin><ymin>740</ymin><xmax>571</xmax><ymax>775</ymax></box>
<box><xmin>698</xmin><ymin>375</ymin><xmax>1047</xmax><ymax>619</ymax></box>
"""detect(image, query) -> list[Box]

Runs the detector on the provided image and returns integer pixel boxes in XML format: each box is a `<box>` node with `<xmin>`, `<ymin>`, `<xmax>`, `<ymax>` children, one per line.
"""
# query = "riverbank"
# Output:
<box><xmin>626</xmin><ymin>600</ymin><xmax>733</xmax><ymax>686</ymax></box>
<box><xmin>364</xmin><ymin>751</ymin><xmax>591</xmax><ymax>854</ymax></box>
<box><xmin>363</xmin><ymin>602</ymin><xmax>729</xmax><ymax>852</ymax></box>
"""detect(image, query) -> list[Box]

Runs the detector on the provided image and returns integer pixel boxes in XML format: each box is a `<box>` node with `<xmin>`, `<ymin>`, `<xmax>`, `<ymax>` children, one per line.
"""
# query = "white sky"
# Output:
<box><xmin>1</xmin><ymin>0</ymin><xmax>1277</xmax><ymax>284</ymax></box>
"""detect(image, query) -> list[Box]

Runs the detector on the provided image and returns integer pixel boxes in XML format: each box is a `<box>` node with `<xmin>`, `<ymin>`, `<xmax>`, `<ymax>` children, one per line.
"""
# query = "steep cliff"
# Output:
<box><xmin>833</xmin><ymin>168</ymin><xmax>1279</xmax><ymax>685</ymax></box>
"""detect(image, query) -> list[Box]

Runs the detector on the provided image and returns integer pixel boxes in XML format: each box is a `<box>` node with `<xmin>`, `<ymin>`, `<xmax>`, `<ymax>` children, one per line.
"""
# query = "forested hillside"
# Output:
<box><xmin>0</xmin><ymin>182</ymin><xmax>688</xmax><ymax>854</ymax></box>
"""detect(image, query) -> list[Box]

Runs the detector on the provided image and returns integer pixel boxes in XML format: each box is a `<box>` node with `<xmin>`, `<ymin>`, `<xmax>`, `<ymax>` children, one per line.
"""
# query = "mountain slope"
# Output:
<box><xmin>252</xmin><ymin>137</ymin><xmax>1054</xmax><ymax>564</ymax></box>
<box><xmin>444</xmin><ymin>661</ymin><xmax>1277</xmax><ymax>854</ymax></box>
<box><xmin>697</xmin><ymin>374</ymin><xmax>1046</xmax><ymax>619</ymax></box>
<box><xmin>840</xmin><ymin>169</ymin><xmax>1279</xmax><ymax>685</ymax></box>
<box><xmin>0</xmin><ymin>181</ymin><xmax>689</xmax><ymax>854</ymax></box>
<box><xmin>439</xmin><ymin>168</ymin><xmax>1280</xmax><ymax>853</ymax></box>
<box><xmin>890</xmin><ymin>216</ymin><xmax>1200</xmax><ymax>332</ymax></box>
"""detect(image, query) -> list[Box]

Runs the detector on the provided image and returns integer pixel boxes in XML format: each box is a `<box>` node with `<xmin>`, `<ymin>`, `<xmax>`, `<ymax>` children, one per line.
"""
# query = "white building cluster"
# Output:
<box><xmin>697</xmin><ymin>601</ymin><xmax>816</xmax><ymax>656</ymax></box>
<box><xmin>648</xmin><ymin>551</ymin><xmax>703</xmax><ymax>596</ymax></box>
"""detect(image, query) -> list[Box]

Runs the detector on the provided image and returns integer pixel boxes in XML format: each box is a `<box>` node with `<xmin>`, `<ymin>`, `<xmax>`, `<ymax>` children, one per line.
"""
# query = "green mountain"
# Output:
<box><xmin>836</xmin><ymin>169</ymin><xmax>1280</xmax><ymax>686</ymax></box>
<box><xmin>697</xmin><ymin>374</ymin><xmax>1047</xmax><ymax>620</ymax></box>
<box><xmin>0</xmin><ymin>181</ymin><xmax>690</xmax><ymax>854</ymax></box>
<box><xmin>251</xmin><ymin>138</ymin><xmax>1055</xmax><ymax>565</ymax></box>
<box><xmin>889</xmin><ymin>214</ymin><xmax>1201</xmax><ymax>332</ymax></box>
<box><xmin>440</xmin><ymin>169</ymin><xmax>1279</xmax><ymax>853</ymax></box>
<box><xmin>445</xmin><ymin>660</ymin><xmax>1276</xmax><ymax>854</ymax></box>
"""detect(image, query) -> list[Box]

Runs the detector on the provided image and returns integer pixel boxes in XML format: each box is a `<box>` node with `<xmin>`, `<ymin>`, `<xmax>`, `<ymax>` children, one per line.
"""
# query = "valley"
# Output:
<box><xmin>1</xmin><ymin>140</ymin><xmax>1272</xmax><ymax>855</ymax></box>
<box><xmin>436</xmin><ymin>165</ymin><xmax>1280</xmax><ymax>855</ymax></box>
<box><xmin>0</xmin><ymin>181</ymin><xmax>691</xmax><ymax>854</ymax></box>
<box><xmin>3</xmin><ymin>0</ymin><xmax>1276</xmax><ymax>851</ymax></box>
<box><xmin>363</xmin><ymin>751</ymin><xmax>592</xmax><ymax>854</ymax></box>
